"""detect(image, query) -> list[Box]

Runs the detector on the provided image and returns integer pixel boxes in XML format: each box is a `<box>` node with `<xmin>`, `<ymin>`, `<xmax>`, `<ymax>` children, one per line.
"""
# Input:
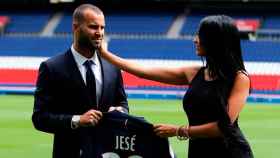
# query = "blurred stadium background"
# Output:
<box><xmin>0</xmin><ymin>0</ymin><xmax>280</xmax><ymax>158</ymax></box>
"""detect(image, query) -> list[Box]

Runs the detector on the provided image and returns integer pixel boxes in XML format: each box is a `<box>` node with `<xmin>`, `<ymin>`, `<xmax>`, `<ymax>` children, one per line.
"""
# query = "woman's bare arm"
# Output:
<box><xmin>99</xmin><ymin>42</ymin><xmax>200</xmax><ymax>85</ymax></box>
<box><xmin>227</xmin><ymin>72</ymin><xmax>250</xmax><ymax>123</ymax></box>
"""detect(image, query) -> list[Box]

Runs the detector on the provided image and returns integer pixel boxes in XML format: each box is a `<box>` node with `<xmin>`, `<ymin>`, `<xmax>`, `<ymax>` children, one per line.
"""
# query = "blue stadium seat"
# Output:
<box><xmin>242</xmin><ymin>40</ymin><xmax>280</xmax><ymax>62</ymax></box>
<box><xmin>109</xmin><ymin>39</ymin><xmax>198</xmax><ymax>60</ymax></box>
<box><xmin>0</xmin><ymin>36</ymin><xmax>72</xmax><ymax>57</ymax></box>
<box><xmin>0</xmin><ymin>37</ymin><xmax>279</xmax><ymax>62</ymax></box>
<box><xmin>0</xmin><ymin>11</ymin><xmax>50</xmax><ymax>33</ymax></box>
<box><xmin>109</xmin><ymin>39</ymin><xmax>280</xmax><ymax>62</ymax></box>
<box><xmin>55</xmin><ymin>12</ymin><xmax>175</xmax><ymax>34</ymax></box>
<box><xmin>181</xmin><ymin>11</ymin><xmax>261</xmax><ymax>35</ymax></box>
<box><xmin>261</xmin><ymin>14</ymin><xmax>280</xmax><ymax>29</ymax></box>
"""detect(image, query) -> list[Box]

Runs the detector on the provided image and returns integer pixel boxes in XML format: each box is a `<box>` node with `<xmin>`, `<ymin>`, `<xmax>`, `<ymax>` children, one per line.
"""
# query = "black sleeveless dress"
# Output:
<box><xmin>183</xmin><ymin>67</ymin><xmax>253</xmax><ymax>158</ymax></box>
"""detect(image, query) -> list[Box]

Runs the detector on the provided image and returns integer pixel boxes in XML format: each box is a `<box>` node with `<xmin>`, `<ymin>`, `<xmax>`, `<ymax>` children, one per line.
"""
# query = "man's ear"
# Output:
<box><xmin>72</xmin><ymin>22</ymin><xmax>79</xmax><ymax>32</ymax></box>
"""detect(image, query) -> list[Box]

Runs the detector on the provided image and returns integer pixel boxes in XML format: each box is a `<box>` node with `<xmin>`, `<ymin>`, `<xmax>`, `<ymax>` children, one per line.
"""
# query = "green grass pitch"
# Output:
<box><xmin>0</xmin><ymin>95</ymin><xmax>280</xmax><ymax>158</ymax></box>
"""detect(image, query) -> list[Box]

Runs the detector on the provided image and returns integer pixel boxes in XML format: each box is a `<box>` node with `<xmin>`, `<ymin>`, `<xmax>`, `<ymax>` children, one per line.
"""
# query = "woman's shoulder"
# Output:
<box><xmin>189</xmin><ymin>66</ymin><xmax>204</xmax><ymax>73</ymax></box>
<box><xmin>236</xmin><ymin>70</ymin><xmax>250</xmax><ymax>80</ymax></box>
<box><xmin>183</xmin><ymin>66</ymin><xmax>203</xmax><ymax>83</ymax></box>
<box><xmin>234</xmin><ymin>70</ymin><xmax>250</xmax><ymax>87</ymax></box>
<box><xmin>237</xmin><ymin>70</ymin><xmax>249</xmax><ymax>77</ymax></box>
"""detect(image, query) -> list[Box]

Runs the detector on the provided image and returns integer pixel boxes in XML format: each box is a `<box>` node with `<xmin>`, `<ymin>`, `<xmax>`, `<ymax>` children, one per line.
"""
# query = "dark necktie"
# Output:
<box><xmin>83</xmin><ymin>60</ymin><xmax>97</xmax><ymax>107</ymax></box>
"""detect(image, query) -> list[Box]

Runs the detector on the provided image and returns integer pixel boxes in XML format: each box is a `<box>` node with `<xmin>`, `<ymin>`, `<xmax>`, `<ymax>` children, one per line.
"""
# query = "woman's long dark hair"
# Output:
<box><xmin>198</xmin><ymin>15</ymin><xmax>246</xmax><ymax>85</ymax></box>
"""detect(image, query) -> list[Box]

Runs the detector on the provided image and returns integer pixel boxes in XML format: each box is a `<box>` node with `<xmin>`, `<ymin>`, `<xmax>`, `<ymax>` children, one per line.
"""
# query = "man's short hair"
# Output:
<box><xmin>73</xmin><ymin>4</ymin><xmax>103</xmax><ymax>24</ymax></box>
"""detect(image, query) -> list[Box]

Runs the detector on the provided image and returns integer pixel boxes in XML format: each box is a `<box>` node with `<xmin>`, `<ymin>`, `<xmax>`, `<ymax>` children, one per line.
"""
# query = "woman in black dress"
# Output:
<box><xmin>98</xmin><ymin>15</ymin><xmax>253</xmax><ymax>158</ymax></box>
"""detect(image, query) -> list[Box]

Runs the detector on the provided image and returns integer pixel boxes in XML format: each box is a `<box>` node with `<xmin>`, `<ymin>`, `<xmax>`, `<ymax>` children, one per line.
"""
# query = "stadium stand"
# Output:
<box><xmin>256</xmin><ymin>13</ymin><xmax>280</xmax><ymax>39</ymax></box>
<box><xmin>54</xmin><ymin>13</ymin><xmax>72</xmax><ymax>34</ymax></box>
<box><xmin>181</xmin><ymin>14</ymin><xmax>204</xmax><ymax>35</ymax></box>
<box><xmin>261</xmin><ymin>14</ymin><xmax>280</xmax><ymax>30</ymax></box>
<box><xmin>55</xmin><ymin>11</ymin><xmax>176</xmax><ymax>34</ymax></box>
<box><xmin>0</xmin><ymin>11</ymin><xmax>50</xmax><ymax>33</ymax></box>
<box><xmin>0</xmin><ymin>7</ymin><xmax>280</xmax><ymax>102</ymax></box>
<box><xmin>105</xmin><ymin>12</ymin><xmax>176</xmax><ymax>34</ymax></box>
<box><xmin>0</xmin><ymin>36</ymin><xmax>71</xmax><ymax>56</ymax></box>
<box><xmin>109</xmin><ymin>39</ymin><xmax>280</xmax><ymax>62</ymax></box>
<box><xmin>180</xmin><ymin>11</ymin><xmax>262</xmax><ymax>35</ymax></box>
<box><xmin>109</xmin><ymin>39</ymin><xmax>198</xmax><ymax>60</ymax></box>
<box><xmin>0</xmin><ymin>16</ymin><xmax>9</xmax><ymax>34</ymax></box>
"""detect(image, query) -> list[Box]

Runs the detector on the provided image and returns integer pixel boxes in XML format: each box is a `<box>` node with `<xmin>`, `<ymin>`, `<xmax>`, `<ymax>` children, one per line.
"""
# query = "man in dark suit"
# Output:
<box><xmin>32</xmin><ymin>4</ymin><xmax>128</xmax><ymax>158</ymax></box>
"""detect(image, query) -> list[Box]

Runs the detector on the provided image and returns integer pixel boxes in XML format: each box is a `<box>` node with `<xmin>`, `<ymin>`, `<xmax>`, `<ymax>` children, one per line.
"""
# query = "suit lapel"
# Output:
<box><xmin>64</xmin><ymin>50</ymin><xmax>88</xmax><ymax>95</ymax></box>
<box><xmin>99</xmin><ymin>56</ymin><xmax>110</xmax><ymax>106</ymax></box>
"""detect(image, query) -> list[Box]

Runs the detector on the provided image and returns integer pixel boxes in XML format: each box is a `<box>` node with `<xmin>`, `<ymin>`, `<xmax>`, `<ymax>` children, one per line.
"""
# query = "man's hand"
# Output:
<box><xmin>79</xmin><ymin>109</ymin><xmax>103</xmax><ymax>127</ymax></box>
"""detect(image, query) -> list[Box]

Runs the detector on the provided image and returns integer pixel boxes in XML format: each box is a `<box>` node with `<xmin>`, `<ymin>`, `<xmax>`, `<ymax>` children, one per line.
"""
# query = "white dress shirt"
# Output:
<box><xmin>71</xmin><ymin>45</ymin><xmax>103</xmax><ymax>105</ymax></box>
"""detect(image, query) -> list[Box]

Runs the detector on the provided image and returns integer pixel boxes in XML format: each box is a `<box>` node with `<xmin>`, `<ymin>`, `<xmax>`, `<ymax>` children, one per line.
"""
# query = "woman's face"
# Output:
<box><xmin>193</xmin><ymin>35</ymin><xmax>206</xmax><ymax>56</ymax></box>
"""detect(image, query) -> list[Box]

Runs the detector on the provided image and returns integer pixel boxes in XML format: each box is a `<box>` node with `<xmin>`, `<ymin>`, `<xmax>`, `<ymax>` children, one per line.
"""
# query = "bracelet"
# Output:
<box><xmin>176</xmin><ymin>125</ymin><xmax>190</xmax><ymax>141</ymax></box>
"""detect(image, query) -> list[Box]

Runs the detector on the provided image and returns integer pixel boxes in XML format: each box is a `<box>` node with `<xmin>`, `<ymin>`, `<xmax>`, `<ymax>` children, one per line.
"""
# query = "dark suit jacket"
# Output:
<box><xmin>32</xmin><ymin>49</ymin><xmax>128</xmax><ymax>158</ymax></box>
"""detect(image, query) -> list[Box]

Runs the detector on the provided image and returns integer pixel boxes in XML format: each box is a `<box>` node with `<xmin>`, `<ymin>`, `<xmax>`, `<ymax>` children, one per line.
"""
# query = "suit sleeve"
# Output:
<box><xmin>32</xmin><ymin>62</ymin><xmax>73</xmax><ymax>133</ymax></box>
<box><xmin>115</xmin><ymin>70</ymin><xmax>129</xmax><ymax>113</ymax></box>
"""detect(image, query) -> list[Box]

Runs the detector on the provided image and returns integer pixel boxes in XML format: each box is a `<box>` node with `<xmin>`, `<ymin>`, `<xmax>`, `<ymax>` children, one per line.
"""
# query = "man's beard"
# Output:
<box><xmin>78</xmin><ymin>36</ymin><xmax>96</xmax><ymax>51</ymax></box>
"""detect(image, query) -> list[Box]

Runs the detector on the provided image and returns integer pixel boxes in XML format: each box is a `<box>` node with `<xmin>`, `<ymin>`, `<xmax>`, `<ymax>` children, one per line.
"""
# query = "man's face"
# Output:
<box><xmin>76</xmin><ymin>9</ymin><xmax>105</xmax><ymax>50</ymax></box>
